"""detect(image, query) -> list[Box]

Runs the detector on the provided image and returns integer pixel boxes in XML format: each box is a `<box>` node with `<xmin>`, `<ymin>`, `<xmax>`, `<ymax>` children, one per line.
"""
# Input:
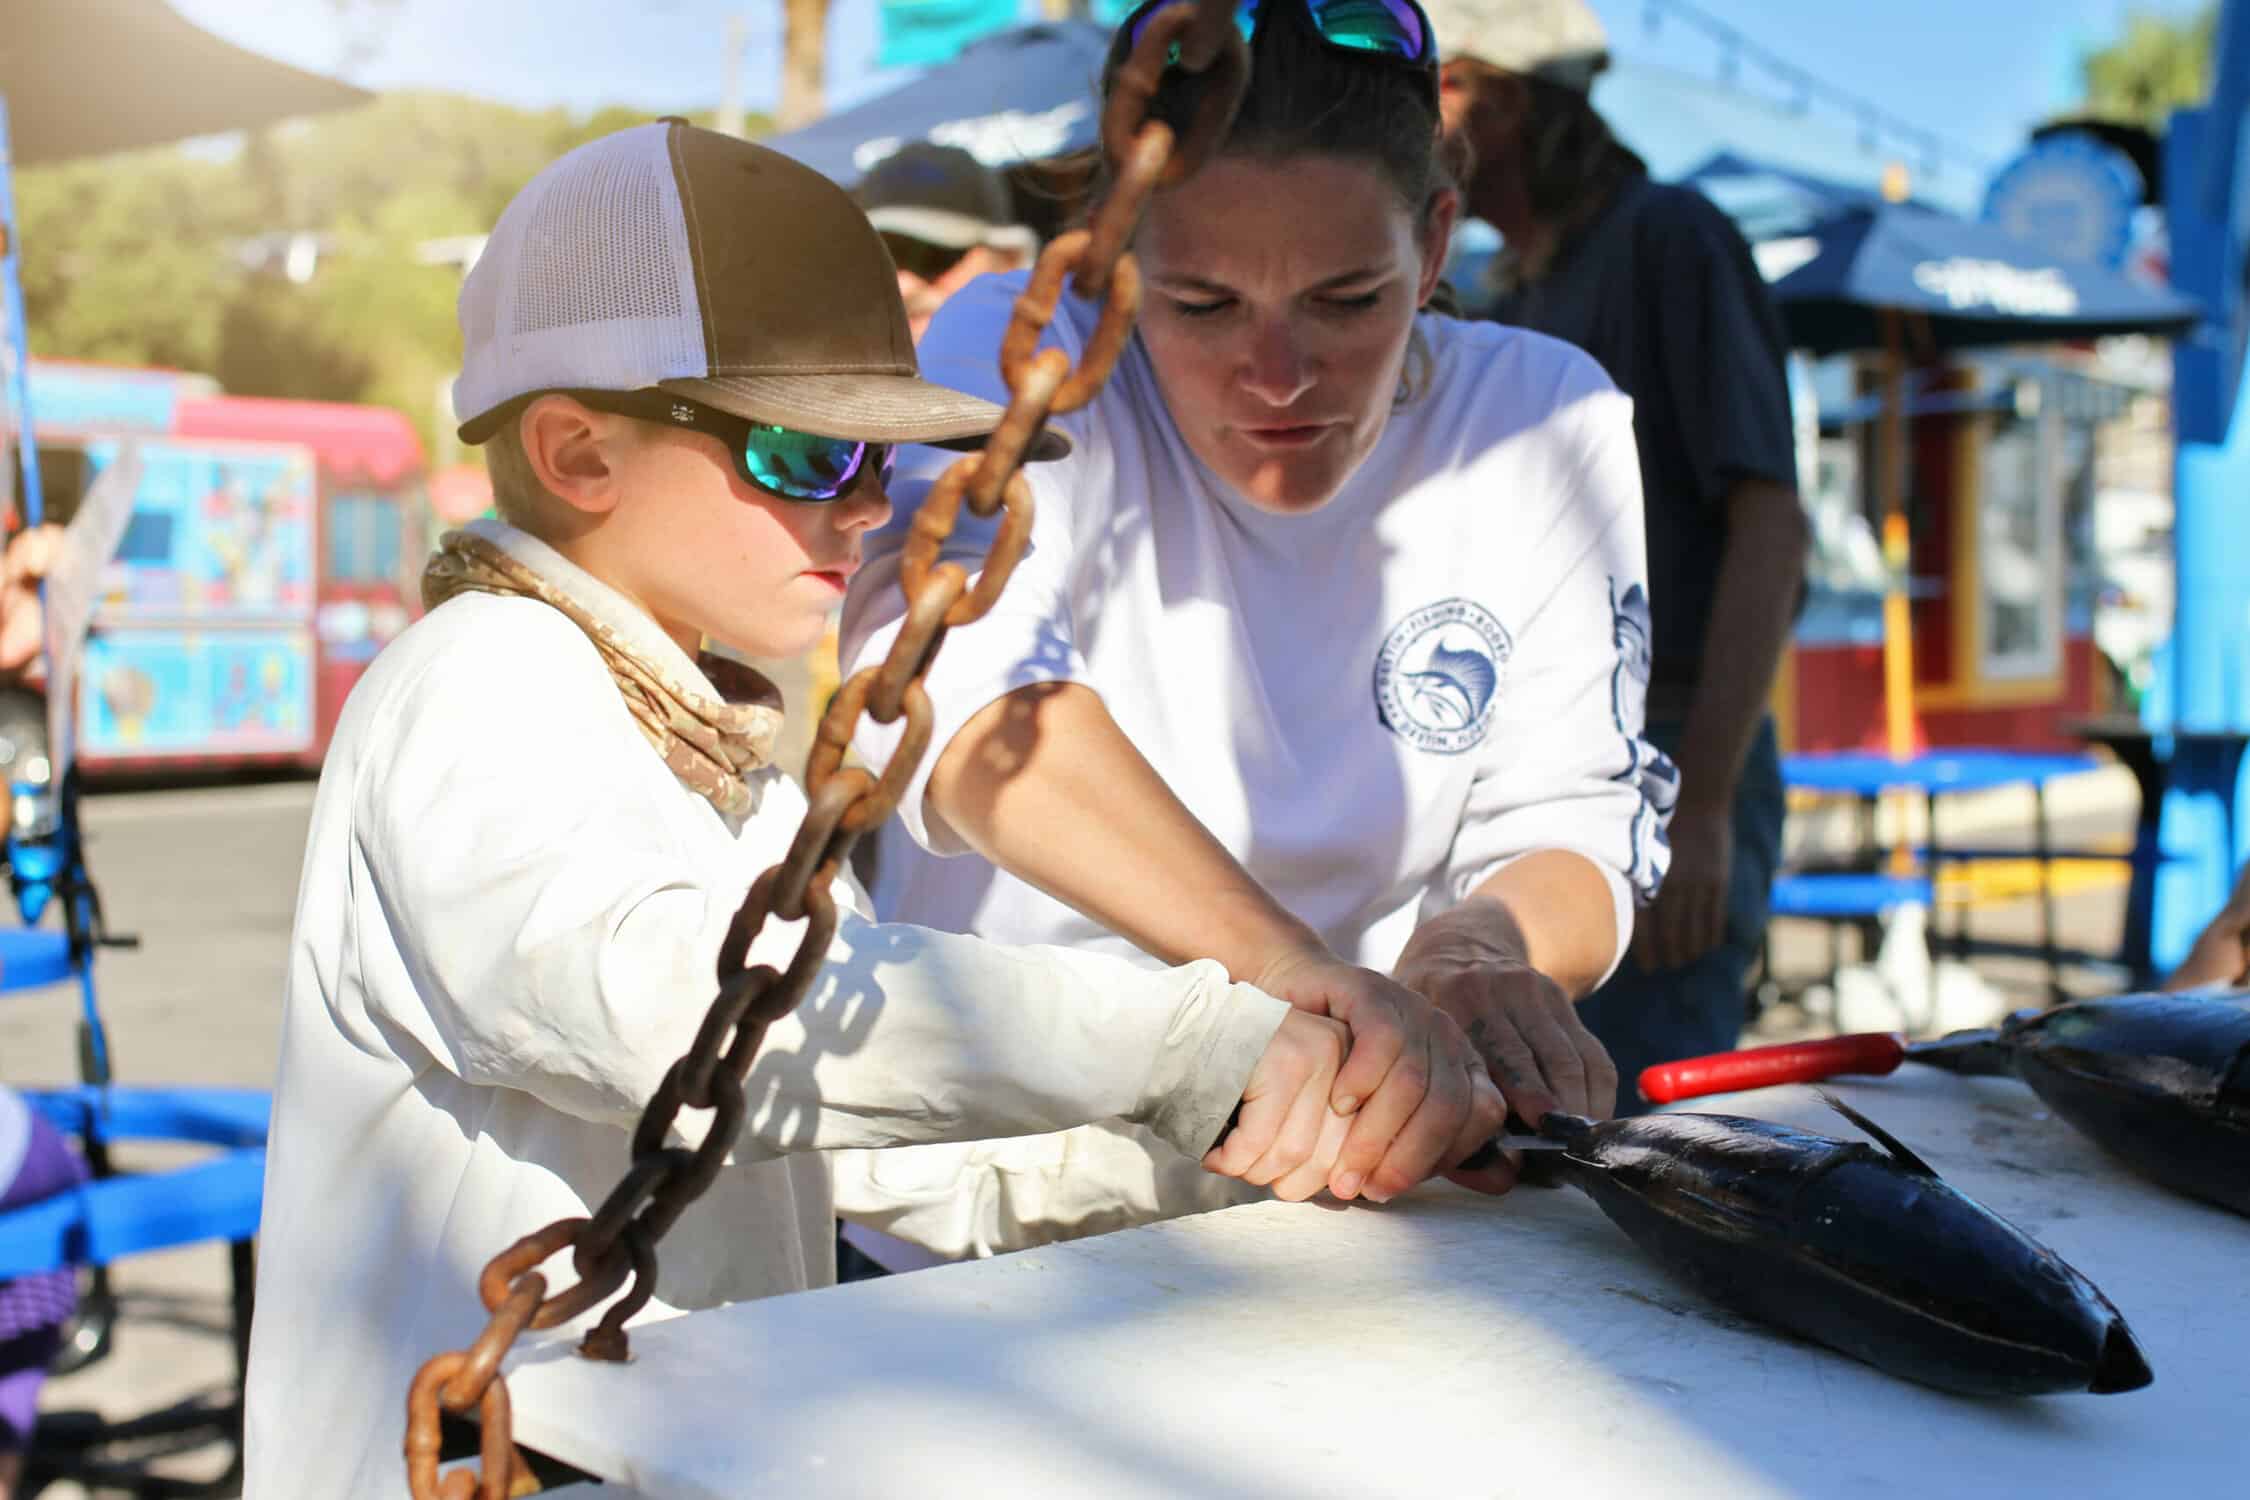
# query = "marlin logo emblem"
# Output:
<box><xmin>1402</xmin><ymin>641</ymin><xmax>1499</xmax><ymax>731</ymax></box>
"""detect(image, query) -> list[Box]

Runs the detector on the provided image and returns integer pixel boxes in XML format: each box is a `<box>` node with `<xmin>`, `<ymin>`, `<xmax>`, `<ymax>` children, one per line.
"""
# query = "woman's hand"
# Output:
<box><xmin>1252</xmin><ymin>947</ymin><xmax>1504</xmax><ymax>1203</ymax></box>
<box><xmin>1394</xmin><ymin>898</ymin><xmax>1618</xmax><ymax>1129</ymax></box>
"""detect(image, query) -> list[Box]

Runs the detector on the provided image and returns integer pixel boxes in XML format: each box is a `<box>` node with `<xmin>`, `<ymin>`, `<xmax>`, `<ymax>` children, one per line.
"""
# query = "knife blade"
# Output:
<box><xmin>1455</xmin><ymin>1133</ymin><xmax>1570</xmax><ymax>1172</ymax></box>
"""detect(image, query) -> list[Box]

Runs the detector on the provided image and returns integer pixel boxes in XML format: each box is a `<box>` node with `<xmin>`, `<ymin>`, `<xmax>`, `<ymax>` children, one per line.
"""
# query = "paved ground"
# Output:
<box><xmin>2</xmin><ymin>761</ymin><xmax>2148</xmax><ymax>1495</ymax></box>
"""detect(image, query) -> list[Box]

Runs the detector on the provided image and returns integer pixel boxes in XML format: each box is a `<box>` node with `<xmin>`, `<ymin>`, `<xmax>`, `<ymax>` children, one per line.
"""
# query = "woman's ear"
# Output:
<box><xmin>520</xmin><ymin>396</ymin><xmax>624</xmax><ymax>518</ymax></box>
<box><xmin>1416</xmin><ymin>187</ymin><xmax>1462</xmax><ymax>308</ymax></box>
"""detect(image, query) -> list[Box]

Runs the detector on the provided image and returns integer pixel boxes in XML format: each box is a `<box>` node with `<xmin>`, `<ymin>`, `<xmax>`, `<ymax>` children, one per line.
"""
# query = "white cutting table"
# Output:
<box><xmin>501</xmin><ymin>1070</ymin><xmax>2247</xmax><ymax>1498</ymax></box>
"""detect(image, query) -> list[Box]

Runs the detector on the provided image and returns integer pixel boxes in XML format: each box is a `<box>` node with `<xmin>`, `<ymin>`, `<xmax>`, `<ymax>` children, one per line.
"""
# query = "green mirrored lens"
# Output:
<box><xmin>1304</xmin><ymin>0</ymin><xmax>1425</xmax><ymax>56</ymax></box>
<box><xmin>739</xmin><ymin>425</ymin><xmax>867</xmax><ymax>500</ymax></box>
<box><xmin>1126</xmin><ymin>1</ymin><xmax>1432</xmax><ymax>83</ymax></box>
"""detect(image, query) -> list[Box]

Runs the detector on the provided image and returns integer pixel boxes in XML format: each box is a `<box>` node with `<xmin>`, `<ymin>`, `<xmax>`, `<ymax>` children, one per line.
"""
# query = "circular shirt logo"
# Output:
<box><xmin>1374</xmin><ymin>598</ymin><xmax>1511</xmax><ymax>755</ymax></box>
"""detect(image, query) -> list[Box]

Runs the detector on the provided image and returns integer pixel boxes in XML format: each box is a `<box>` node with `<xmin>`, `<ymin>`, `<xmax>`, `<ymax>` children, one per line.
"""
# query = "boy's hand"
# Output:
<box><xmin>1204</xmin><ymin>1011</ymin><xmax>1359</xmax><ymax>1201</ymax></box>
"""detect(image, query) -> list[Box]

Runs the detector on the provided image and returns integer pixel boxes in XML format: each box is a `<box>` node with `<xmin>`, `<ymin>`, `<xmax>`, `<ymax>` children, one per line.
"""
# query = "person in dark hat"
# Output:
<box><xmin>856</xmin><ymin>142</ymin><xmax>1039</xmax><ymax>340</ymax></box>
<box><xmin>1427</xmin><ymin>0</ymin><xmax>1811</xmax><ymax>1104</ymax></box>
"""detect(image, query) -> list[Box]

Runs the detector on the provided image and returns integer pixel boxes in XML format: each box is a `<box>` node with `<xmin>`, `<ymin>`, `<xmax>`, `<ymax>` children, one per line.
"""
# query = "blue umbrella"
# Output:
<box><xmin>764</xmin><ymin>22</ymin><xmax>1111</xmax><ymax>188</ymax></box>
<box><xmin>1762</xmin><ymin>201</ymin><xmax>2202</xmax><ymax>358</ymax></box>
<box><xmin>1756</xmin><ymin>202</ymin><xmax>2201</xmax><ymax>763</ymax></box>
<box><xmin>1678</xmin><ymin>150</ymin><xmax>1940</xmax><ymax>242</ymax></box>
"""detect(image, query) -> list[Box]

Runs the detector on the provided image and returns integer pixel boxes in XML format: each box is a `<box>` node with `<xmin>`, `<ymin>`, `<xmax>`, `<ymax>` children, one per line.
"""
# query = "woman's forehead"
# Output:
<box><xmin>1141</xmin><ymin>156</ymin><xmax>1414</xmax><ymax>281</ymax></box>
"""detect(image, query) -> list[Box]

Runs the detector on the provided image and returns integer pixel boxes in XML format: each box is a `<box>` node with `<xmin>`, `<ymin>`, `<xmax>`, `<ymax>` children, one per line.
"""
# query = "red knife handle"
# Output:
<box><xmin>1637</xmin><ymin>1033</ymin><xmax>1908</xmax><ymax>1104</ymax></box>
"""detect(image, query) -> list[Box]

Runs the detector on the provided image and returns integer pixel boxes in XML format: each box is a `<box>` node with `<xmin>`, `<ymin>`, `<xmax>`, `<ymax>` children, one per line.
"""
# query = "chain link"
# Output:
<box><xmin>403</xmin><ymin>7</ymin><xmax>1248</xmax><ymax>1491</ymax></box>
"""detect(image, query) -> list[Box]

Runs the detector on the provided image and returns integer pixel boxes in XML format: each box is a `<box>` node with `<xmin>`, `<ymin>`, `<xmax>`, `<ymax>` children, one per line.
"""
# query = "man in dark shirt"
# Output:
<box><xmin>1428</xmin><ymin>0</ymin><xmax>1811</xmax><ymax>1107</ymax></box>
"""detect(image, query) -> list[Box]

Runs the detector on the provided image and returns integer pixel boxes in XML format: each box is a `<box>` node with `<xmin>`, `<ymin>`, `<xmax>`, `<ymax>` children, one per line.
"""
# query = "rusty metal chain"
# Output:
<box><xmin>402</xmin><ymin>8</ymin><xmax>1248</xmax><ymax>1495</ymax></box>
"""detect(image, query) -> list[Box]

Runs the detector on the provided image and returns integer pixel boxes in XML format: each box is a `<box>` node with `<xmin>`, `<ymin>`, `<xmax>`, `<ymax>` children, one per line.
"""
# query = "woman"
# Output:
<box><xmin>840</xmin><ymin>0</ymin><xmax>1668</xmax><ymax>1231</ymax></box>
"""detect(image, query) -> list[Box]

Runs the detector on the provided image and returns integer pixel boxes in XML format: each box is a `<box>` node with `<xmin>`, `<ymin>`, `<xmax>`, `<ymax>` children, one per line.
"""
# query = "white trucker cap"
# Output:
<box><xmin>452</xmin><ymin>119</ymin><xmax>1058</xmax><ymax>454</ymax></box>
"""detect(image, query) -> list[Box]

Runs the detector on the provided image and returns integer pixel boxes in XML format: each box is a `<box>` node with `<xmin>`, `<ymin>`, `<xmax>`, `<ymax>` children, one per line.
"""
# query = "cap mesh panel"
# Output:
<box><xmin>451</xmin><ymin>124</ymin><xmax>708</xmax><ymax>433</ymax></box>
<box><xmin>510</xmin><ymin>138</ymin><xmax>683</xmax><ymax>333</ymax></box>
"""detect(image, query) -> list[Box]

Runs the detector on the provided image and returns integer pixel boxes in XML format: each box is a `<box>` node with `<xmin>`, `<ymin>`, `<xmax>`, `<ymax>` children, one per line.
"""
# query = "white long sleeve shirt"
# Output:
<box><xmin>845</xmin><ymin>275</ymin><xmax>1672</xmax><ymax>977</ymax></box>
<box><xmin>834</xmin><ymin>278</ymin><xmax>1673</xmax><ymax>1265</ymax></box>
<box><xmin>243</xmin><ymin>524</ymin><xmax>1287</xmax><ymax>1499</ymax></box>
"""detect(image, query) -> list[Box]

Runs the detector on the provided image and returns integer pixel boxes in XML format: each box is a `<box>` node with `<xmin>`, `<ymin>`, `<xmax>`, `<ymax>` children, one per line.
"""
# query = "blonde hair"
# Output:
<box><xmin>481</xmin><ymin>412</ymin><xmax>570</xmax><ymax>534</ymax></box>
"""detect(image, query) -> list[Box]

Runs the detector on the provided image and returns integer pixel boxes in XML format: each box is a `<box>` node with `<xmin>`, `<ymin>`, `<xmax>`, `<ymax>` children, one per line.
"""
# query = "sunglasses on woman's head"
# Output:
<box><xmin>1123</xmin><ymin>0</ymin><xmax>1435</xmax><ymax>69</ymax></box>
<box><xmin>559</xmin><ymin>389</ymin><xmax>894</xmax><ymax>504</ymax></box>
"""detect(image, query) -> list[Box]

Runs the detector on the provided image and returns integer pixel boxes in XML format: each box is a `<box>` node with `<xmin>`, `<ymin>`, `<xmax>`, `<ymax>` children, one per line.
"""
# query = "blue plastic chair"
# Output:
<box><xmin>0</xmin><ymin>776</ymin><xmax>270</xmax><ymax>1499</ymax></box>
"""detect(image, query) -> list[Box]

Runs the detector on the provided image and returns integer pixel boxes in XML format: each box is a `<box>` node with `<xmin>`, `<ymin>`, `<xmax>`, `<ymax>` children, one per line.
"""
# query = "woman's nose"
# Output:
<box><xmin>1239</xmin><ymin>320</ymin><xmax>1314</xmax><ymax>408</ymax></box>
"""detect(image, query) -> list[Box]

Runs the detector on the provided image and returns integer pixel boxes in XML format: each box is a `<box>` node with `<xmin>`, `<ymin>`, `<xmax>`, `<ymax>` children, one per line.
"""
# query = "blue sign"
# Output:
<box><xmin>23</xmin><ymin>362</ymin><xmax>211</xmax><ymax>435</ymax></box>
<box><xmin>1983</xmin><ymin>133</ymin><xmax>2145</xmax><ymax>270</ymax></box>
<box><xmin>878</xmin><ymin>0</ymin><xmax>1022</xmax><ymax>66</ymax></box>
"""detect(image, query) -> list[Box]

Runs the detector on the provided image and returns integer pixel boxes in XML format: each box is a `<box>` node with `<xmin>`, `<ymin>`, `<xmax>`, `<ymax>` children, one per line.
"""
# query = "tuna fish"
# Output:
<box><xmin>1915</xmin><ymin>991</ymin><xmax>2250</xmax><ymax>1218</ymax></box>
<box><xmin>1640</xmin><ymin>991</ymin><xmax>2250</xmax><ymax>1218</ymax></box>
<box><xmin>1516</xmin><ymin>1096</ymin><xmax>2153</xmax><ymax>1397</ymax></box>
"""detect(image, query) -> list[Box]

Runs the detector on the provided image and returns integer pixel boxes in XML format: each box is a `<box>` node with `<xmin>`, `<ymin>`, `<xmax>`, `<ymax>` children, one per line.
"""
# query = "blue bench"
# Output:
<box><xmin>2</xmin><ymin>907</ymin><xmax>271</xmax><ymax>1496</ymax></box>
<box><xmin>1771</xmin><ymin>872</ymin><xmax>1934</xmax><ymax>919</ymax></box>
<box><xmin>1780</xmin><ymin>748</ymin><xmax>2115</xmax><ymax>1002</ymax></box>
<box><xmin>0</xmin><ymin>1148</ymin><xmax>264</xmax><ymax>1279</ymax></box>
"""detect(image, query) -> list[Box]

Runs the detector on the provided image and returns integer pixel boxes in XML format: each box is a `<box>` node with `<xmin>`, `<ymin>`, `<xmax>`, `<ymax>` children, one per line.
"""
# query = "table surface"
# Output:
<box><xmin>503</xmin><ymin>1071</ymin><xmax>2247</xmax><ymax>1499</ymax></box>
<box><xmin>1782</xmin><ymin>748</ymin><xmax>2103</xmax><ymax>796</ymax></box>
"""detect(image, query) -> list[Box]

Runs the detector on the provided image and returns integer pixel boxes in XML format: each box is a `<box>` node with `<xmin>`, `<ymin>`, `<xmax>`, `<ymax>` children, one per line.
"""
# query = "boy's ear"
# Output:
<box><xmin>520</xmin><ymin>396</ymin><xmax>625</xmax><ymax>517</ymax></box>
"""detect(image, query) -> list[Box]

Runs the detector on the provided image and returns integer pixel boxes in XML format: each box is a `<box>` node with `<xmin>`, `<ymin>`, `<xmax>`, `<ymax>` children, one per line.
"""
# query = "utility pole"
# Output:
<box><xmin>717</xmin><ymin>13</ymin><xmax>748</xmax><ymax>138</ymax></box>
<box><xmin>780</xmin><ymin>0</ymin><xmax>829</xmax><ymax>131</ymax></box>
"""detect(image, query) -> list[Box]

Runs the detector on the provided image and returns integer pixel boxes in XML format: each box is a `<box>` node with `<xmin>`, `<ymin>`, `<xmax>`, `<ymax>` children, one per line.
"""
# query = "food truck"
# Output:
<box><xmin>9</xmin><ymin>359</ymin><xmax>426</xmax><ymax>772</ymax></box>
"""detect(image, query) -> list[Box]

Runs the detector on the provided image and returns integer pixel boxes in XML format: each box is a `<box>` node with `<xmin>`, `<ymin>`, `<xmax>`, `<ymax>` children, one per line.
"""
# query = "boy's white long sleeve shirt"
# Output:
<box><xmin>242</xmin><ymin>523</ymin><xmax>1287</xmax><ymax>1499</ymax></box>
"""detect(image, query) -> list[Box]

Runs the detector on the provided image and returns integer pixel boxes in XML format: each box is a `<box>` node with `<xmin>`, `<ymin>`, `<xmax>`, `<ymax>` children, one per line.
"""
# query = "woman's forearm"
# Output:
<box><xmin>1459</xmin><ymin>850</ymin><xmax>1623</xmax><ymax>999</ymax></box>
<box><xmin>924</xmin><ymin>681</ymin><xmax>1321</xmax><ymax>980</ymax></box>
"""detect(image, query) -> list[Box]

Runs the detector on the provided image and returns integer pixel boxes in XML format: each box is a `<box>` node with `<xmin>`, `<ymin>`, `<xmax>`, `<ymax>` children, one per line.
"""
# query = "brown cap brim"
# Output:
<box><xmin>457</xmin><ymin>374</ymin><xmax>1071</xmax><ymax>460</ymax></box>
<box><xmin>667</xmin><ymin>373</ymin><xmax>1070</xmax><ymax>462</ymax></box>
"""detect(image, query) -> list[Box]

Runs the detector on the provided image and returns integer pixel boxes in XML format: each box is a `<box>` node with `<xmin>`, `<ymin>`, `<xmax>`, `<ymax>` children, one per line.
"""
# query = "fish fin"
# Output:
<box><xmin>1817</xmin><ymin>1089</ymin><xmax>1942</xmax><ymax>1178</ymax></box>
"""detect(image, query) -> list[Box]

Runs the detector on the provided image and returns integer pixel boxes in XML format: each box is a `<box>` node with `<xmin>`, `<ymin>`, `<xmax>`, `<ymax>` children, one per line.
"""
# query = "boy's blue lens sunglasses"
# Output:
<box><xmin>562</xmin><ymin>389</ymin><xmax>894</xmax><ymax>504</ymax></box>
<box><xmin>1122</xmin><ymin>0</ymin><xmax>1436</xmax><ymax>71</ymax></box>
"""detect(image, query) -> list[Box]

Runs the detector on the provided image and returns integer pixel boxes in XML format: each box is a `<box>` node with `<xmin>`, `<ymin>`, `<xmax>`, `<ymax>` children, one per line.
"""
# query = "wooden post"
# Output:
<box><xmin>1877</xmin><ymin>310</ymin><xmax>1921</xmax><ymax>870</ymax></box>
<box><xmin>780</xmin><ymin>0</ymin><xmax>829</xmax><ymax>131</ymax></box>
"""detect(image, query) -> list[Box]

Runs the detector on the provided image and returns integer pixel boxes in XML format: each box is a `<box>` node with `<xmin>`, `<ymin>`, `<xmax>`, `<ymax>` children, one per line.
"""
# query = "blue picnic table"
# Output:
<box><xmin>1776</xmin><ymin>747</ymin><xmax>2120</xmax><ymax>1001</ymax></box>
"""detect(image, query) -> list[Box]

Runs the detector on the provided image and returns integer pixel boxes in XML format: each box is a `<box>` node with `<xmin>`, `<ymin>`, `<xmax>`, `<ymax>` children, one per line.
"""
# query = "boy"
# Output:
<box><xmin>241</xmin><ymin>123</ymin><xmax>1488</xmax><ymax>1498</ymax></box>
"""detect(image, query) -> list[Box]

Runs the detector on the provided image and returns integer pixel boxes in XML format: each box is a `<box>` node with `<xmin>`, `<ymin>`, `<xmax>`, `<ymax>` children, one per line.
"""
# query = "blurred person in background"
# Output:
<box><xmin>0</xmin><ymin>527</ymin><xmax>60</xmax><ymax>680</ymax></box>
<box><xmin>0</xmin><ymin>527</ymin><xmax>80</xmax><ymax>1497</ymax></box>
<box><xmin>856</xmin><ymin>143</ymin><xmax>1039</xmax><ymax>342</ymax></box>
<box><xmin>2167</xmin><ymin>861</ymin><xmax>2250</xmax><ymax>991</ymax></box>
<box><xmin>0</xmin><ymin>1087</ymin><xmax>82</xmax><ymax>1499</ymax></box>
<box><xmin>1429</xmin><ymin>0</ymin><xmax>1809</xmax><ymax>1103</ymax></box>
<box><xmin>789</xmin><ymin>148</ymin><xmax>1040</xmax><ymax>823</ymax></box>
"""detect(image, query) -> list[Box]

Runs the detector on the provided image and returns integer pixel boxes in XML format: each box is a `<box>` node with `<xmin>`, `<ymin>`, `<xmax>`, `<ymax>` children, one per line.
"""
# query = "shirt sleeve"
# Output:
<box><xmin>1437</xmin><ymin>380</ymin><xmax>1677</xmax><ymax>982</ymax></box>
<box><xmin>841</xmin><ymin>270</ymin><xmax>1100</xmax><ymax>855</ymax></box>
<box><xmin>1644</xmin><ymin>190</ymin><xmax>1798</xmax><ymax>506</ymax></box>
<box><xmin>352</xmin><ymin>611</ymin><xmax>1286</xmax><ymax>1165</ymax></box>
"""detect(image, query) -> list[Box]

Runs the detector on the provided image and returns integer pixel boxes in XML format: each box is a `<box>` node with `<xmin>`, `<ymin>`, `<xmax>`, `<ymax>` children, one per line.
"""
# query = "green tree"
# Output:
<box><xmin>15</xmin><ymin>91</ymin><xmax>770</xmax><ymax>458</ymax></box>
<box><xmin>2080</xmin><ymin>4</ymin><xmax>2220</xmax><ymax>128</ymax></box>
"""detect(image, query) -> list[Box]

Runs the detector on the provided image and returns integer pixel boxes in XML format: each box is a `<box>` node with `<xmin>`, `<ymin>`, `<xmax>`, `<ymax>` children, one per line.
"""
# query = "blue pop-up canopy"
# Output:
<box><xmin>763</xmin><ymin>21</ymin><xmax>1111</xmax><ymax>187</ymax></box>
<box><xmin>1761</xmin><ymin>200</ymin><xmax>2202</xmax><ymax>357</ymax></box>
